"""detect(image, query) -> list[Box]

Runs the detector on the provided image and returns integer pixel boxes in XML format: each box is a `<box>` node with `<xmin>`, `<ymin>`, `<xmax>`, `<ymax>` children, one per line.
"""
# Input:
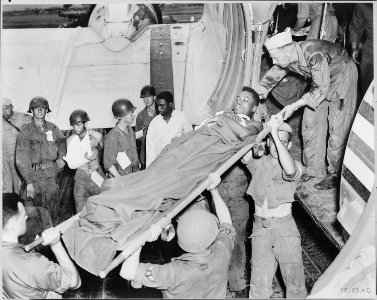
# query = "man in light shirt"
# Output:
<box><xmin>146</xmin><ymin>91</ymin><xmax>192</xmax><ymax>167</ymax></box>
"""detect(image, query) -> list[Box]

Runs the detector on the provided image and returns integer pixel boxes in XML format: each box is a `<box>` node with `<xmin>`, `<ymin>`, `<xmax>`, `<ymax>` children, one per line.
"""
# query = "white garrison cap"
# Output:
<box><xmin>265</xmin><ymin>28</ymin><xmax>293</xmax><ymax>51</ymax></box>
<box><xmin>2</xmin><ymin>96</ymin><xmax>12</xmax><ymax>106</ymax></box>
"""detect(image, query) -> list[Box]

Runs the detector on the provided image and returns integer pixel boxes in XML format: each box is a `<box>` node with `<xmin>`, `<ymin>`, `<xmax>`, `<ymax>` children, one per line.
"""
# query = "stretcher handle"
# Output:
<box><xmin>24</xmin><ymin>213</ymin><xmax>81</xmax><ymax>252</ymax></box>
<box><xmin>98</xmin><ymin>125</ymin><xmax>272</xmax><ymax>278</ymax></box>
<box><xmin>25</xmin><ymin>237</ymin><xmax>44</xmax><ymax>252</ymax></box>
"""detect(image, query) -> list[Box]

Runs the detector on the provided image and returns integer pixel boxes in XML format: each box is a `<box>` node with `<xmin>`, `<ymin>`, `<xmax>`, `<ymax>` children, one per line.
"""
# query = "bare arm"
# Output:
<box><xmin>42</xmin><ymin>228</ymin><xmax>81</xmax><ymax>289</ymax></box>
<box><xmin>210</xmin><ymin>187</ymin><xmax>232</xmax><ymax>225</ymax></box>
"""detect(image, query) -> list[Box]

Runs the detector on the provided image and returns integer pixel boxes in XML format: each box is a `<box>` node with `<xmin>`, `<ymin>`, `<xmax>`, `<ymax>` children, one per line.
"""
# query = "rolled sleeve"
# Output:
<box><xmin>133</xmin><ymin>262</ymin><xmax>177</xmax><ymax>290</ymax></box>
<box><xmin>283</xmin><ymin>160</ymin><xmax>304</xmax><ymax>182</ymax></box>
<box><xmin>32</xmin><ymin>255</ymin><xmax>71</xmax><ymax>293</ymax></box>
<box><xmin>302</xmin><ymin>52</ymin><xmax>330</xmax><ymax>109</ymax></box>
<box><xmin>216</xmin><ymin>223</ymin><xmax>236</xmax><ymax>256</ymax></box>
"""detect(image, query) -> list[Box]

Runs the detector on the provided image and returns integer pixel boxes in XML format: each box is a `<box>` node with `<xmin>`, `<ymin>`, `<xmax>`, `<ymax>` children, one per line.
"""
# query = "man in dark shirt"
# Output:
<box><xmin>135</xmin><ymin>85</ymin><xmax>157</xmax><ymax>169</ymax></box>
<box><xmin>349</xmin><ymin>3</ymin><xmax>373</xmax><ymax>98</ymax></box>
<box><xmin>256</xmin><ymin>29</ymin><xmax>358</xmax><ymax>190</ymax></box>
<box><xmin>104</xmin><ymin>99</ymin><xmax>140</xmax><ymax>177</ymax></box>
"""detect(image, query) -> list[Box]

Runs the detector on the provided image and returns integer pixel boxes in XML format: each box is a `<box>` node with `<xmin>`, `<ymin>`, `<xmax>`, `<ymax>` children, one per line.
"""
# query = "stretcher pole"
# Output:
<box><xmin>24</xmin><ymin>213</ymin><xmax>81</xmax><ymax>251</ymax></box>
<box><xmin>98</xmin><ymin>125</ymin><xmax>272</xmax><ymax>278</ymax></box>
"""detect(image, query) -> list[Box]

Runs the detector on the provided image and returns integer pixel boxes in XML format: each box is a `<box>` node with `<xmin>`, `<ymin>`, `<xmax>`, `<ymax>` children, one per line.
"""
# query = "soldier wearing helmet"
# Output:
<box><xmin>103</xmin><ymin>99</ymin><xmax>140</xmax><ymax>177</ymax></box>
<box><xmin>2</xmin><ymin>96</ymin><xmax>32</xmax><ymax>194</ymax></box>
<box><xmin>135</xmin><ymin>85</ymin><xmax>157</xmax><ymax>169</ymax></box>
<box><xmin>64</xmin><ymin>110</ymin><xmax>104</xmax><ymax>212</ymax></box>
<box><xmin>15</xmin><ymin>96</ymin><xmax>67</xmax><ymax>228</ymax></box>
<box><xmin>120</xmin><ymin>174</ymin><xmax>236</xmax><ymax>299</ymax></box>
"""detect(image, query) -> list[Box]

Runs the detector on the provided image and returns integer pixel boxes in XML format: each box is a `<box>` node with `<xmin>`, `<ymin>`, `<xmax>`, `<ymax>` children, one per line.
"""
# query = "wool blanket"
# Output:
<box><xmin>62</xmin><ymin>116</ymin><xmax>256</xmax><ymax>275</ymax></box>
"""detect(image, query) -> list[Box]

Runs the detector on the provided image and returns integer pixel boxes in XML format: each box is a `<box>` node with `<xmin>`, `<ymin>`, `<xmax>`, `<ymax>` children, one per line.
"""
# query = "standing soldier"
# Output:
<box><xmin>16</xmin><ymin>97</ymin><xmax>66</xmax><ymax>226</ymax></box>
<box><xmin>2</xmin><ymin>97</ymin><xmax>32</xmax><ymax>194</ymax></box>
<box><xmin>256</xmin><ymin>29</ymin><xmax>358</xmax><ymax>190</ymax></box>
<box><xmin>136</xmin><ymin>85</ymin><xmax>157</xmax><ymax>169</ymax></box>
<box><xmin>104</xmin><ymin>99</ymin><xmax>140</xmax><ymax>177</ymax></box>
<box><xmin>64</xmin><ymin>110</ymin><xmax>104</xmax><ymax>212</ymax></box>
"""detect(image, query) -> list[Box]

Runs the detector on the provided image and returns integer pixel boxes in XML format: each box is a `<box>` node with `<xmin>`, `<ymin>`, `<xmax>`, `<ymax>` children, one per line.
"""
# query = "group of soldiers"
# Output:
<box><xmin>2</xmin><ymin>3</ymin><xmax>373</xmax><ymax>297</ymax></box>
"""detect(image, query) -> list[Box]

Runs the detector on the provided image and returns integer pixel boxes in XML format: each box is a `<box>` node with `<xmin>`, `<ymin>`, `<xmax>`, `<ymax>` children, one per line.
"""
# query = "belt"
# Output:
<box><xmin>32</xmin><ymin>162</ymin><xmax>55</xmax><ymax>170</ymax></box>
<box><xmin>254</xmin><ymin>214</ymin><xmax>292</xmax><ymax>228</ymax></box>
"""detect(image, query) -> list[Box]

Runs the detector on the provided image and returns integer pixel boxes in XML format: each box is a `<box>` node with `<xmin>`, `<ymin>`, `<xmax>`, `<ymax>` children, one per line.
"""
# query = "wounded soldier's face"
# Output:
<box><xmin>233</xmin><ymin>91</ymin><xmax>257</xmax><ymax>117</ymax></box>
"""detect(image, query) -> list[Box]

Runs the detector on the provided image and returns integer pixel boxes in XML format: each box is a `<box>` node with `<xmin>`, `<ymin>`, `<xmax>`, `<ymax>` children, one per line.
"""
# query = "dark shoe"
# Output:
<box><xmin>300</xmin><ymin>174</ymin><xmax>315</xmax><ymax>182</ymax></box>
<box><xmin>235</xmin><ymin>289</ymin><xmax>248</xmax><ymax>298</ymax></box>
<box><xmin>314</xmin><ymin>174</ymin><xmax>338</xmax><ymax>190</ymax></box>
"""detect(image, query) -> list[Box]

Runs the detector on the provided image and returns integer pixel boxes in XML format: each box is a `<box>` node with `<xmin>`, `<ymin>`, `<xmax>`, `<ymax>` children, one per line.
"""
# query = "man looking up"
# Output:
<box><xmin>146</xmin><ymin>91</ymin><xmax>192</xmax><ymax>167</ymax></box>
<box><xmin>2</xmin><ymin>193</ymin><xmax>81</xmax><ymax>299</ymax></box>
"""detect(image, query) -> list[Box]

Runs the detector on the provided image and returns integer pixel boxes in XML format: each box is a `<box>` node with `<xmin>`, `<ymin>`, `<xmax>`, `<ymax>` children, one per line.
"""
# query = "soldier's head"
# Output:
<box><xmin>140</xmin><ymin>85</ymin><xmax>156</xmax><ymax>108</ymax></box>
<box><xmin>28</xmin><ymin>97</ymin><xmax>51</xmax><ymax>120</ymax></box>
<box><xmin>265</xmin><ymin>28</ymin><xmax>296</xmax><ymax>68</ymax></box>
<box><xmin>2</xmin><ymin>97</ymin><xmax>13</xmax><ymax>120</ymax></box>
<box><xmin>2</xmin><ymin>193</ymin><xmax>28</xmax><ymax>237</ymax></box>
<box><xmin>177</xmin><ymin>209</ymin><xmax>219</xmax><ymax>253</ymax></box>
<box><xmin>156</xmin><ymin>91</ymin><xmax>174</xmax><ymax>117</ymax></box>
<box><xmin>112</xmin><ymin>99</ymin><xmax>136</xmax><ymax>125</ymax></box>
<box><xmin>69</xmin><ymin>109</ymin><xmax>90</xmax><ymax>136</ymax></box>
<box><xmin>233</xmin><ymin>87</ymin><xmax>260</xmax><ymax>118</ymax></box>
<box><xmin>267</xmin><ymin>122</ymin><xmax>293</xmax><ymax>159</ymax></box>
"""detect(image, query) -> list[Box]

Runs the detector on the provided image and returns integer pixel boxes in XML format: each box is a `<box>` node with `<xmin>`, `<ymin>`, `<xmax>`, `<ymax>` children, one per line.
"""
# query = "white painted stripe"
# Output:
<box><xmin>363</xmin><ymin>84</ymin><xmax>374</xmax><ymax>108</ymax></box>
<box><xmin>343</xmin><ymin>149</ymin><xmax>375</xmax><ymax>192</ymax></box>
<box><xmin>352</xmin><ymin>114</ymin><xmax>375</xmax><ymax>151</ymax></box>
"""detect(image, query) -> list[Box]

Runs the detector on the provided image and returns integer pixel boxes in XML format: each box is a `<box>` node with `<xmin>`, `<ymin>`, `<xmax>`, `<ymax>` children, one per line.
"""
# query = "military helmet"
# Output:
<box><xmin>177</xmin><ymin>210</ymin><xmax>219</xmax><ymax>253</ymax></box>
<box><xmin>140</xmin><ymin>85</ymin><xmax>156</xmax><ymax>98</ymax></box>
<box><xmin>28</xmin><ymin>96</ymin><xmax>51</xmax><ymax>113</ymax></box>
<box><xmin>69</xmin><ymin>109</ymin><xmax>90</xmax><ymax>126</ymax></box>
<box><xmin>112</xmin><ymin>99</ymin><xmax>136</xmax><ymax>119</ymax></box>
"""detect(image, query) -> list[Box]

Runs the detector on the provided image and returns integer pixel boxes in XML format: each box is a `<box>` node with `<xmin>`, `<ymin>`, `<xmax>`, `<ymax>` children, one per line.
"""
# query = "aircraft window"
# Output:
<box><xmin>2</xmin><ymin>4</ymin><xmax>204</xmax><ymax>29</ymax></box>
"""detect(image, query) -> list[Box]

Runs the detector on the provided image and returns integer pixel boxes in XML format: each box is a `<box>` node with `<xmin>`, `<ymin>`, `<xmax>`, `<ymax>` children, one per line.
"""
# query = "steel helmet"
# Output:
<box><xmin>177</xmin><ymin>210</ymin><xmax>219</xmax><ymax>253</ymax></box>
<box><xmin>28</xmin><ymin>96</ymin><xmax>51</xmax><ymax>113</ymax></box>
<box><xmin>140</xmin><ymin>85</ymin><xmax>156</xmax><ymax>98</ymax></box>
<box><xmin>69</xmin><ymin>109</ymin><xmax>90</xmax><ymax>126</ymax></box>
<box><xmin>112</xmin><ymin>99</ymin><xmax>136</xmax><ymax>119</ymax></box>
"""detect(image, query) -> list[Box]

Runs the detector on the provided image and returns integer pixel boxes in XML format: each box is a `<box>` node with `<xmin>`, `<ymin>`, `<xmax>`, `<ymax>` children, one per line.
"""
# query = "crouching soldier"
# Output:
<box><xmin>2</xmin><ymin>193</ymin><xmax>81</xmax><ymax>299</ymax></box>
<box><xmin>120</xmin><ymin>174</ymin><xmax>235</xmax><ymax>299</ymax></box>
<box><xmin>16</xmin><ymin>97</ymin><xmax>66</xmax><ymax>226</ymax></box>
<box><xmin>64</xmin><ymin>110</ymin><xmax>104</xmax><ymax>212</ymax></box>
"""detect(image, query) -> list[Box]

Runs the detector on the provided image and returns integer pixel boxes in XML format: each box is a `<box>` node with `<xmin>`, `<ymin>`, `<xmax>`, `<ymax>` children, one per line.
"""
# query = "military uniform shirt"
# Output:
<box><xmin>2</xmin><ymin>242</ymin><xmax>72</xmax><ymax>299</ymax></box>
<box><xmin>132</xmin><ymin>223</ymin><xmax>235</xmax><ymax>299</ymax></box>
<box><xmin>16</xmin><ymin>120</ymin><xmax>66</xmax><ymax>184</ymax></box>
<box><xmin>103</xmin><ymin>125</ymin><xmax>139</xmax><ymax>176</ymax></box>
